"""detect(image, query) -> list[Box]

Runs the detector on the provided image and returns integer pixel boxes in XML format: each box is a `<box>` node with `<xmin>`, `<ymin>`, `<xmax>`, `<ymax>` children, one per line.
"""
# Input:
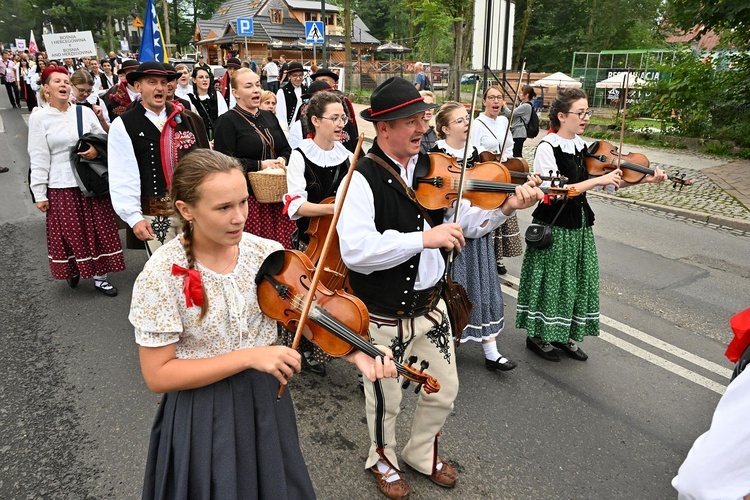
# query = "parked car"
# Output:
<box><xmin>460</xmin><ymin>73</ymin><xmax>480</xmax><ymax>84</ymax></box>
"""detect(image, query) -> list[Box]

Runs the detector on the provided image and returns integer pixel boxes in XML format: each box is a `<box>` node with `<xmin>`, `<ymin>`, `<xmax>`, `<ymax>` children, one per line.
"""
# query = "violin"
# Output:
<box><xmin>478</xmin><ymin>151</ymin><xmax>569</xmax><ymax>184</ymax></box>
<box><xmin>585</xmin><ymin>140</ymin><xmax>692</xmax><ymax>188</ymax></box>
<box><xmin>256</xmin><ymin>250</ymin><xmax>441</xmax><ymax>394</ymax></box>
<box><xmin>303</xmin><ymin>197</ymin><xmax>352</xmax><ymax>293</ymax></box>
<box><xmin>414</xmin><ymin>152</ymin><xmax>579</xmax><ymax>211</ymax></box>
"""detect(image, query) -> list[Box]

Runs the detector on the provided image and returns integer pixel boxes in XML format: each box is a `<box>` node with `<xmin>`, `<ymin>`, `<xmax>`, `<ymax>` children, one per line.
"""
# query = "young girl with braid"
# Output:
<box><xmin>130</xmin><ymin>149</ymin><xmax>396</xmax><ymax>499</ymax></box>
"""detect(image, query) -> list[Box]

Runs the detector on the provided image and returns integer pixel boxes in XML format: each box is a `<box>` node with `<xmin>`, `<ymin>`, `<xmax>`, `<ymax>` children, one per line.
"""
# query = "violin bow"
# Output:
<box><xmin>498</xmin><ymin>58</ymin><xmax>527</xmax><ymax>160</ymax></box>
<box><xmin>448</xmin><ymin>79</ymin><xmax>482</xmax><ymax>270</ymax></box>
<box><xmin>277</xmin><ymin>134</ymin><xmax>365</xmax><ymax>400</ymax></box>
<box><xmin>617</xmin><ymin>69</ymin><xmax>631</xmax><ymax>172</ymax></box>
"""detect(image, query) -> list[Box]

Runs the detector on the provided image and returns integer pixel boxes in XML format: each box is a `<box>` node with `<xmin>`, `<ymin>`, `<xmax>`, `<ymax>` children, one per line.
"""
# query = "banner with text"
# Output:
<box><xmin>43</xmin><ymin>31</ymin><xmax>96</xmax><ymax>60</ymax></box>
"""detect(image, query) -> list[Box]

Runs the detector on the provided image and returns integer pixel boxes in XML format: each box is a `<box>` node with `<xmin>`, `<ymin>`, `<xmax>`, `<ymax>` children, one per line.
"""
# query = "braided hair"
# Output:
<box><xmin>170</xmin><ymin>149</ymin><xmax>245</xmax><ymax>320</ymax></box>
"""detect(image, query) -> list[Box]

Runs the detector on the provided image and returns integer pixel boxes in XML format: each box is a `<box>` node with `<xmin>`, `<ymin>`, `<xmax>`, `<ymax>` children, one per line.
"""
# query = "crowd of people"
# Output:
<box><xmin>12</xmin><ymin>50</ymin><xmax>715</xmax><ymax>499</ymax></box>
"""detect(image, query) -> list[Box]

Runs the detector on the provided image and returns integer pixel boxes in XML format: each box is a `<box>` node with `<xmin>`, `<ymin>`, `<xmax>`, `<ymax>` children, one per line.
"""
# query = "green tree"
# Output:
<box><xmin>666</xmin><ymin>0</ymin><xmax>749</xmax><ymax>49</ymax></box>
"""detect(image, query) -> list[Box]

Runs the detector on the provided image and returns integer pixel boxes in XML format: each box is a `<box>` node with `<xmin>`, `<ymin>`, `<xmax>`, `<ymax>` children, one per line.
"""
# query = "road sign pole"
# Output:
<box><xmin>321</xmin><ymin>0</ymin><xmax>327</xmax><ymax>68</ymax></box>
<box><xmin>245</xmin><ymin>37</ymin><xmax>248</xmax><ymax>60</ymax></box>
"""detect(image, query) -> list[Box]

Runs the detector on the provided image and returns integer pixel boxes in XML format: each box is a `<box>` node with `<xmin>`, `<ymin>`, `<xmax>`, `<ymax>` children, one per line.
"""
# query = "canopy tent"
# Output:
<box><xmin>532</xmin><ymin>72</ymin><xmax>582</xmax><ymax>88</ymax></box>
<box><xmin>595</xmin><ymin>72</ymin><xmax>646</xmax><ymax>89</ymax></box>
<box><xmin>375</xmin><ymin>41</ymin><xmax>410</xmax><ymax>77</ymax></box>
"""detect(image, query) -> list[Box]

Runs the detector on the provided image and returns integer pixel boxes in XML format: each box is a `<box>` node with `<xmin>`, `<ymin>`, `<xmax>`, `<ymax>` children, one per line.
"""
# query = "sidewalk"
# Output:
<box><xmin>351</xmin><ymin>102</ymin><xmax>750</xmax><ymax>232</ymax></box>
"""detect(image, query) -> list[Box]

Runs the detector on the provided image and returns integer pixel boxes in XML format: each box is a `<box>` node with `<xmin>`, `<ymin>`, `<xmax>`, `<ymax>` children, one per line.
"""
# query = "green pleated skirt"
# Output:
<box><xmin>516</xmin><ymin>221</ymin><xmax>600</xmax><ymax>343</ymax></box>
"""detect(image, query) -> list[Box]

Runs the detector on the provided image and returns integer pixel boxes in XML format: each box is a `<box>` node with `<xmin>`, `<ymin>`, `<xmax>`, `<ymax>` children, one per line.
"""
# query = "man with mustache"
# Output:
<box><xmin>108</xmin><ymin>62</ymin><xmax>210</xmax><ymax>256</ymax></box>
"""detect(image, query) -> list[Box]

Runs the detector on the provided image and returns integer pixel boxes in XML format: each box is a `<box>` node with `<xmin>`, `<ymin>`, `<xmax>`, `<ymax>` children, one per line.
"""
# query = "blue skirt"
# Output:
<box><xmin>142</xmin><ymin>369</ymin><xmax>315</xmax><ymax>500</ymax></box>
<box><xmin>451</xmin><ymin>233</ymin><xmax>505</xmax><ymax>343</ymax></box>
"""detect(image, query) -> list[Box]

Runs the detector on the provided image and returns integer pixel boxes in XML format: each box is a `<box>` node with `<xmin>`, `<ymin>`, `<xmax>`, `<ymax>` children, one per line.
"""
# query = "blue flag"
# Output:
<box><xmin>139</xmin><ymin>0</ymin><xmax>169</xmax><ymax>63</ymax></box>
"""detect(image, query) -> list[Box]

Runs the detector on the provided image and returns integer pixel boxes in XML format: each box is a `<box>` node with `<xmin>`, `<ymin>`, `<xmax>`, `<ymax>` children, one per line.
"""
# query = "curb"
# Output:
<box><xmin>588</xmin><ymin>191</ymin><xmax>750</xmax><ymax>232</ymax></box>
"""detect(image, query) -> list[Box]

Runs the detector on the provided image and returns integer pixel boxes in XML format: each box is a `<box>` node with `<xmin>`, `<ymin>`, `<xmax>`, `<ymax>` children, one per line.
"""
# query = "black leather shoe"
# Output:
<box><xmin>66</xmin><ymin>274</ymin><xmax>80</xmax><ymax>288</ymax></box>
<box><xmin>497</xmin><ymin>264</ymin><xmax>507</xmax><ymax>275</ymax></box>
<box><xmin>485</xmin><ymin>356</ymin><xmax>517</xmax><ymax>371</ymax></box>
<box><xmin>95</xmin><ymin>280</ymin><xmax>118</xmax><ymax>297</ymax></box>
<box><xmin>526</xmin><ymin>337</ymin><xmax>561</xmax><ymax>362</ymax></box>
<box><xmin>551</xmin><ymin>341</ymin><xmax>588</xmax><ymax>361</ymax></box>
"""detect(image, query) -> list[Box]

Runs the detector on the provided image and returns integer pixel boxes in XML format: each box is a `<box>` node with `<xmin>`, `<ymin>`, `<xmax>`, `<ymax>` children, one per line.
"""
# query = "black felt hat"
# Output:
<box><xmin>360</xmin><ymin>76</ymin><xmax>437</xmax><ymax>122</ymax></box>
<box><xmin>287</xmin><ymin>61</ymin><xmax>304</xmax><ymax>74</ymax></box>
<box><xmin>117</xmin><ymin>59</ymin><xmax>140</xmax><ymax>75</ymax></box>
<box><xmin>126</xmin><ymin>61</ymin><xmax>179</xmax><ymax>85</ymax></box>
<box><xmin>302</xmin><ymin>80</ymin><xmax>332</xmax><ymax>99</ymax></box>
<box><xmin>311</xmin><ymin>68</ymin><xmax>339</xmax><ymax>82</ymax></box>
<box><xmin>225</xmin><ymin>57</ymin><xmax>241</xmax><ymax>68</ymax></box>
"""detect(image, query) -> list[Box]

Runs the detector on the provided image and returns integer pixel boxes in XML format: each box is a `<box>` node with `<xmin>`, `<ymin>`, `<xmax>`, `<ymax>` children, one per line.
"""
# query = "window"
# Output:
<box><xmin>305</xmin><ymin>12</ymin><xmax>318</xmax><ymax>22</ymax></box>
<box><xmin>269</xmin><ymin>9</ymin><xmax>283</xmax><ymax>24</ymax></box>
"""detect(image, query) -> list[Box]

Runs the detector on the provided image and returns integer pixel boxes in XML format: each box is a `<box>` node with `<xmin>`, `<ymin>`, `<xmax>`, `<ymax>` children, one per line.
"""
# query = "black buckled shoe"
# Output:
<box><xmin>497</xmin><ymin>263</ymin><xmax>507</xmax><ymax>275</ymax></box>
<box><xmin>551</xmin><ymin>340</ymin><xmax>588</xmax><ymax>361</ymax></box>
<box><xmin>302</xmin><ymin>350</ymin><xmax>327</xmax><ymax>376</ymax></box>
<box><xmin>485</xmin><ymin>356</ymin><xmax>517</xmax><ymax>371</ymax></box>
<box><xmin>66</xmin><ymin>274</ymin><xmax>80</xmax><ymax>288</ymax></box>
<box><xmin>95</xmin><ymin>280</ymin><xmax>118</xmax><ymax>297</ymax></box>
<box><xmin>525</xmin><ymin>337</ymin><xmax>561</xmax><ymax>362</ymax></box>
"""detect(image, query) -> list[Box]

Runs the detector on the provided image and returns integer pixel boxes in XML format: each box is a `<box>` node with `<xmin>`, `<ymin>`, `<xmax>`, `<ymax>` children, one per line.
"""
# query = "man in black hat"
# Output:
<box><xmin>275</xmin><ymin>61</ymin><xmax>307</xmax><ymax>131</ymax></box>
<box><xmin>336</xmin><ymin>76</ymin><xmax>543</xmax><ymax>499</ymax></box>
<box><xmin>288</xmin><ymin>79</ymin><xmax>332</xmax><ymax>149</ymax></box>
<box><xmin>103</xmin><ymin>59</ymin><xmax>141</xmax><ymax>119</ymax></box>
<box><xmin>108</xmin><ymin>61</ymin><xmax>210</xmax><ymax>256</ymax></box>
<box><xmin>218</xmin><ymin>56</ymin><xmax>241</xmax><ymax>107</ymax></box>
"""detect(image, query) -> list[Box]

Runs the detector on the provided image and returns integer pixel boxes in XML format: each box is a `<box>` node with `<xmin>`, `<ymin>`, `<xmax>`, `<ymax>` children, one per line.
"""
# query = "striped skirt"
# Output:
<box><xmin>45</xmin><ymin>188</ymin><xmax>125</xmax><ymax>280</ymax></box>
<box><xmin>515</xmin><ymin>222</ymin><xmax>600</xmax><ymax>343</ymax></box>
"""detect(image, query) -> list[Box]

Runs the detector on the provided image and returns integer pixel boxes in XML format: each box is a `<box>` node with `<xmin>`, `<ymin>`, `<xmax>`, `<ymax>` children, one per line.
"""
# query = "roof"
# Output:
<box><xmin>196</xmin><ymin>0</ymin><xmax>379</xmax><ymax>44</ymax></box>
<box><xmin>665</xmin><ymin>25</ymin><xmax>721</xmax><ymax>51</ymax></box>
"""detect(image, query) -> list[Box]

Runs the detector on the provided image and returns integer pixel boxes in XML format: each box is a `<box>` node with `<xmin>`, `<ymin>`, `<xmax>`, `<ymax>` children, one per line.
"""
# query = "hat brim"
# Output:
<box><xmin>312</xmin><ymin>70</ymin><xmax>339</xmax><ymax>82</ymax></box>
<box><xmin>126</xmin><ymin>71</ymin><xmax>179</xmax><ymax>85</ymax></box>
<box><xmin>359</xmin><ymin>101</ymin><xmax>438</xmax><ymax>122</ymax></box>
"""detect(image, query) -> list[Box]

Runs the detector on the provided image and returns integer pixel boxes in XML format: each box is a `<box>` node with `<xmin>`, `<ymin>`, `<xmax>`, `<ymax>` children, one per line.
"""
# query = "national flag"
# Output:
<box><xmin>29</xmin><ymin>31</ymin><xmax>38</xmax><ymax>54</ymax></box>
<box><xmin>139</xmin><ymin>0</ymin><xmax>169</xmax><ymax>63</ymax></box>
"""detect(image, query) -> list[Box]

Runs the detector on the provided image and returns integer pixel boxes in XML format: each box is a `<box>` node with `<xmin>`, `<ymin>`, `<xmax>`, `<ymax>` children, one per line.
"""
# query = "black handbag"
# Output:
<box><xmin>524</xmin><ymin>200</ymin><xmax>567</xmax><ymax>250</ymax></box>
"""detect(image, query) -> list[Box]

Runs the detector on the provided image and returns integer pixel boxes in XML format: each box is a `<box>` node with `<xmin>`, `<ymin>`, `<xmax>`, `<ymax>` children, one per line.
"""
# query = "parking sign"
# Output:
<box><xmin>237</xmin><ymin>18</ymin><xmax>254</xmax><ymax>36</ymax></box>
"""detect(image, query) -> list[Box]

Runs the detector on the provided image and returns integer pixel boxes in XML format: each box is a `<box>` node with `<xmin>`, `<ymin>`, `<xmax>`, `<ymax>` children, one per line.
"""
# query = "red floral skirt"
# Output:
<box><xmin>45</xmin><ymin>188</ymin><xmax>126</xmax><ymax>280</ymax></box>
<box><xmin>243</xmin><ymin>195</ymin><xmax>296</xmax><ymax>249</ymax></box>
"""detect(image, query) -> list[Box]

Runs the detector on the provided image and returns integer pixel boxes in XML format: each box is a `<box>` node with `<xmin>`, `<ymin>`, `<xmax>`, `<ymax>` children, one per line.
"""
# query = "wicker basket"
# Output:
<box><xmin>247</xmin><ymin>167</ymin><xmax>287</xmax><ymax>204</ymax></box>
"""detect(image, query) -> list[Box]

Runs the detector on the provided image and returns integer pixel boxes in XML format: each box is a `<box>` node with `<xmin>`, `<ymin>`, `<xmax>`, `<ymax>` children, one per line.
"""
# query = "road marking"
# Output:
<box><xmin>0</xmin><ymin>111</ymin><xmax>4</xmax><ymax>133</ymax></box>
<box><xmin>500</xmin><ymin>275</ymin><xmax>728</xmax><ymax>395</ymax></box>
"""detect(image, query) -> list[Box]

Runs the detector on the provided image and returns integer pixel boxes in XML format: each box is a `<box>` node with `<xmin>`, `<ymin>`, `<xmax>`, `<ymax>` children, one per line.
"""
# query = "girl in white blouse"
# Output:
<box><xmin>131</xmin><ymin>149</ymin><xmax>396</xmax><ymax>498</ymax></box>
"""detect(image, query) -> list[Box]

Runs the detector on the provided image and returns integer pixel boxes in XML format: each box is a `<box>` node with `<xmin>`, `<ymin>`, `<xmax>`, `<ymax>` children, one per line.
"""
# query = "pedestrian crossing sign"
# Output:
<box><xmin>305</xmin><ymin>21</ymin><xmax>325</xmax><ymax>44</ymax></box>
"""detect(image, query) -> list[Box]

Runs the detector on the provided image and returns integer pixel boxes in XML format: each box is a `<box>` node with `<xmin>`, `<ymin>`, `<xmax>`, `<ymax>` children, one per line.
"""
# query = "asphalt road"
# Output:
<box><xmin>1</xmin><ymin>106</ymin><xmax>746</xmax><ymax>499</ymax></box>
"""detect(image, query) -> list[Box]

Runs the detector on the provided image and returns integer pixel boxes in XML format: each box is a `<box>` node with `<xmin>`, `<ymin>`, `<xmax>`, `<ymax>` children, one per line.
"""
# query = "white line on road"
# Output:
<box><xmin>500</xmin><ymin>275</ymin><xmax>728</xmax><ymax>395</ymax></box>
<box><xmin>0</xmin><ymin>111</ymin><xmax>4</xmax><ymax>133</ymax></box>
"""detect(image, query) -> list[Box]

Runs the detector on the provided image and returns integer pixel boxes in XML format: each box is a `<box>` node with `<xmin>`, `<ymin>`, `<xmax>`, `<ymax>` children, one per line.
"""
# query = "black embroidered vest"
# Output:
<box><xmin>347</xmin><ymin>144</ymin><xmax>444</xmax><ymax>314</ymax></box>
<box><xmin>280</xmin><ymin>82</ymin><xmax>307</xmax><ymax>126</ymax></box>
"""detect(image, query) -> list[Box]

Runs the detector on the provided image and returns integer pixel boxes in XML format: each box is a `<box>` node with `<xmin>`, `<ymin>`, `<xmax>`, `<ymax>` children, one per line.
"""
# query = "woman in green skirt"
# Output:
<box><xmin>516</xmin><ymin>88</ymin><xmax>667</xmax><ymax>361</ymax></box>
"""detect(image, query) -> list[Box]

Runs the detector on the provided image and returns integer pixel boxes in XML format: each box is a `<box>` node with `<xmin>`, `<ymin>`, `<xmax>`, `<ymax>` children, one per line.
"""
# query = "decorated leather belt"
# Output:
<box><xmin>367</xmin><ymin>282</ymin><xmax>443</xmax><ymax>319</ymax></box>
<box><xmin>141</xmin><ymin>196</ymin><xmax>172</xmax><ymax>217</ymax></box>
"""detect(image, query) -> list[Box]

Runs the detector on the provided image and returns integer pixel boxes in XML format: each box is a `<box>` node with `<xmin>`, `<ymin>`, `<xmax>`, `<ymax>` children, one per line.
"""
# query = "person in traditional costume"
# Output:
<box><xmin>516</xmin><ymin>88</ymin><xmax>667</xmax><ymax>361</ymax></box>
<box><xmin>188</xmin><ymin>66</ymin><xmax>227</xmax><ymax>141</ymax></box>
<box><xmin>336</xmin><ymin>77</ymin><xmax>542</xmax><ymax>499</ymax></box>
<box><xmin>275</xmin><ymin>62</ymin><xmax>307</xmax><ymax>134</ymax></box>
<box><xmin>214</xmin><ymin>68</ymin><xmax>297</xmax><ymax>249</ymax></box>
<box><xmin>103</xmin><ymin>59</ymin><xmax>140</xmax><ymax>120</ymax></box>
<box><xmin>132</xmin><ymin>148</ymin><xmax>397</xmax><ymax>499</ymax></box>
<box><xmin>108</xmin><ymin>61</ymin><xmax>210</xmax><ymax>257</ymax></box>
<box><xmin>217</xmin><ymin>56</ymin><xmax>240</xmax><ymax>109</ymax></box>
<box><xmin>28</xmin><ymin>66</ymin><xmax>125</xmax><ymax>296</ymax></box>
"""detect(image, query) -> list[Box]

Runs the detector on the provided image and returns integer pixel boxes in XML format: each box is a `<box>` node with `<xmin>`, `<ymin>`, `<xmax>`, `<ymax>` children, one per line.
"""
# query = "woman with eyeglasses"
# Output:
<box><xmin>431</xmin><ymin>101</ymin><xmax>523</xmax><ymax>372</ymax></box>
<box><xmin>282</xmin><ymin>90</ymin><xmax>353</xmax><ymax>376</ymax></box>
<box><xmin>470</xmin><ymin>85</ymin><xmax>523</xmax><ymax>276</ymax></box>
<box><xmin>517</xmin><ymin>88</ymin><xmax>667</xmax><ymax>362</ymax></box>
<box><xmin>70</xmin><ymin>69</ymin><xmax>110</xmax><ymax>132</ymax></box>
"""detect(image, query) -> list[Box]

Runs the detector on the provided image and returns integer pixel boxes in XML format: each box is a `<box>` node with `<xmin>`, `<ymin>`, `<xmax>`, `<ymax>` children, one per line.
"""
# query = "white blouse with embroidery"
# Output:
<box><xmin>130</xmin><ymin>233</ymin><xmax>282</xmax><ymax>359</ymax></box>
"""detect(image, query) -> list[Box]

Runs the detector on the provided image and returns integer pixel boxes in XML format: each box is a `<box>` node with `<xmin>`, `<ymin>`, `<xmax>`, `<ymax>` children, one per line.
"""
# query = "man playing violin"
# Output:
<box><xmin>336</xmin><ymin>76</ymin><xmax>544</xmax><ymax>499</ymax></box>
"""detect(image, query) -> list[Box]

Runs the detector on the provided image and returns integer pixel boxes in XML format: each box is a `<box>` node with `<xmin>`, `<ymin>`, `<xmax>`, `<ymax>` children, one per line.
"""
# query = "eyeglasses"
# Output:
<box><xmin>451</xmin><ymin>115</ymin><xmax>471</xmax><ymax>125</ymax></box>
<box><xmin>73</xmin><ymin>86</ymin><xmax>93</xmax><ymax>96</ymax></box>
<box><xmin>319</xmin><ymin>115</ymin><xmax>349</xmax><ymax>125</ymax></box>
<box><xmin>484</xmin><ymin>95</ymin><xmax>503</xmax><ymax>101</ymax></box>
<box><xmin>565</xmin><ymin>109</ymin><xmax>593</xmax><ymax>119</ymax></box>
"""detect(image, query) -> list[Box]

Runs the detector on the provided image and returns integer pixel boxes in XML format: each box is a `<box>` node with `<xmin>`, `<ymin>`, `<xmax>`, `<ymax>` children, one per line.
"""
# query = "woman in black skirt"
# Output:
<box><xmin>130</xmin><ymin>149</ymin><xmax>396</xmax><ymax>500</ymax></box>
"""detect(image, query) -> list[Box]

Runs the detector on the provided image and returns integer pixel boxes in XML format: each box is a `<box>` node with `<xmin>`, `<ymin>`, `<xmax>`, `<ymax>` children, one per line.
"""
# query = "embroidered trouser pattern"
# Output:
<box><xmin>143</xmin><ymin>214</ymin><xmax>181</xmax><ymax>257</ymax></box>
<box><xmin>363</xmin><ymin>299</ymin><xmax>459</xmax><ymax>475</ymax></box>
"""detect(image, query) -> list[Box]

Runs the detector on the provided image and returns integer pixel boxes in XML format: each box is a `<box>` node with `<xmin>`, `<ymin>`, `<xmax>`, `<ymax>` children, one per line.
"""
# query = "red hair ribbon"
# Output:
<box><xmin>282</xmin><ymin>194</ymin><xmax>301</xmax><ymax>215</ymax></box>
<box><xmin>171</xmin><ymin>264</ymin><xmax>205</xmax><ymax>307</ymax></box>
